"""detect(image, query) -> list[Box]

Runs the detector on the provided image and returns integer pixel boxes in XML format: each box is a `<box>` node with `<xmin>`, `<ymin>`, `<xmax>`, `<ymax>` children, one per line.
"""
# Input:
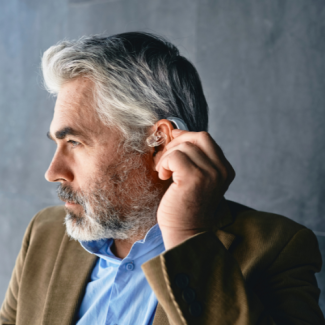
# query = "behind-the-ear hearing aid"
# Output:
<box><xmin>166</xmin><ymin>117</ymin><xmax>189</xmax><ymax>131</ymax></box>
<box><xmin>146</xmin><ymin>117</ymin><xmax>189</xmax><ymax>148</ymax></box>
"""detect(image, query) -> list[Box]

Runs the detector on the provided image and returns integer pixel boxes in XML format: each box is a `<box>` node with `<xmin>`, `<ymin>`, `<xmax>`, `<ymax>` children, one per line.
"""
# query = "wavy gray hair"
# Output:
<box><xmin>42</xmin><ymin>32</ymin><xmax>209</xmax><ymax>152</ymax></box>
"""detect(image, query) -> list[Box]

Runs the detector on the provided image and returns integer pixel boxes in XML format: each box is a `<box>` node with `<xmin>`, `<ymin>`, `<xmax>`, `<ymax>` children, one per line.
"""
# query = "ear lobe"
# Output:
<box><xmin>151</xmin><ymin>144</ymin><xmax>165</xmax><ymax>170</ymax></box>
<box><xmin>153</xmin><ymin>146</ymin><xmax>159</xmax><ymax>157</ymax></box>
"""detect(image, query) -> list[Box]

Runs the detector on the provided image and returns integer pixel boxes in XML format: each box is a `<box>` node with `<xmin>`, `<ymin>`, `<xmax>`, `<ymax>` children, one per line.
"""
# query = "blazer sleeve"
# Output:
<box><xmin>142</xmin><ymin>228</ymin><xmax>325</xmax><ymax>325</ymax></box>
<box><xmin>0</xmin><ymin>216</ymin><xmax>36</xmax><ymax>325</ymax></box>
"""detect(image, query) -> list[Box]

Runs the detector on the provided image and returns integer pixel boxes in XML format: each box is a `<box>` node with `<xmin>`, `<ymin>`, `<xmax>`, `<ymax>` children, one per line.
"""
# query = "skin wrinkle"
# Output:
<box><xmin>44</xmin><ymin>77</ymin><xmax>168</xmax><ymax>245</ymax></box>
<box><xmin>58</xmin><ymin>78</ymin><xmax>102</xmax><ymax>138</ymax></box>
<box><xmin>45</xmin><ymin>76</ymin><xmax>177</xmax><ymax>261</ymax></box>
<box><xmin>58</xmin><ymin>146</ymin><xmax>164</xmax><ymax>242</ymax></box>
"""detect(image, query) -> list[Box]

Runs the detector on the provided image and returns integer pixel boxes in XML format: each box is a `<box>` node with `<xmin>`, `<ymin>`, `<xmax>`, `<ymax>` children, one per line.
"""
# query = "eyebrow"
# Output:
<box><xmin>47</xmin><ymin>127</ymin><xmax>87</xmax><ymax>141</ymax></box>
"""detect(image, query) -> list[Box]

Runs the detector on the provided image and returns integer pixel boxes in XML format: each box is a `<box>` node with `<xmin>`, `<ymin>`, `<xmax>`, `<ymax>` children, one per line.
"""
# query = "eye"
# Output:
<box><xmin>67</xmin><ymin>140</ymin><xmax>80</xmax><ymax>148</ymax></box>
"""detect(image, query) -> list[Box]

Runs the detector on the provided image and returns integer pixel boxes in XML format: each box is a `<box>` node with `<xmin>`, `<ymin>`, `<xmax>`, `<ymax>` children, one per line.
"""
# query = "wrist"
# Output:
<box><xmin>160</xmin><ymin>227</ymin><xmax>203</xmax><ymax>250</ymax></box>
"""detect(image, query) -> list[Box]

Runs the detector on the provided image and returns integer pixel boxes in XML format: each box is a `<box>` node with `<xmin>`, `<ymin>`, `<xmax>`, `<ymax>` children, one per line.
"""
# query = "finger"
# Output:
<box><xmin>169</xmin><ymin>131</ymin><xmax>222</xmax><ymax>163</ymax></box>
<box><xmin>157</xmin><ymin>149</ymin><xmax>202</xmax><ymax>182</ymax></box>
<box><xmin>167</xmin><ymin>131</ymin><xmax>232</xmax><ymax>180</ymax></box>
<box><xmin>171</xmin><ymin>129</ymin><xmax>187</xmax><ymax>138</ymax></box>
<box><xmin>156</xmin><ymin>141</ymin><xmax>218</xmax><ymax>177</ymax></box>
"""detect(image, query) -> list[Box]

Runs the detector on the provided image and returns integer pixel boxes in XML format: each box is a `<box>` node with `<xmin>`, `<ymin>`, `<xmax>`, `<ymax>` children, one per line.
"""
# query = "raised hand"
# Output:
<box><xmin>156</xmin><ymin>129</ymin><xmax>235</xmax><ymax>249</ymax></box>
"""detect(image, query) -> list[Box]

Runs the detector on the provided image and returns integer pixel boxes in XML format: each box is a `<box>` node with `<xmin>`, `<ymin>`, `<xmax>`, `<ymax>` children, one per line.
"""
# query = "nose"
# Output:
<box><xmin>45</xmin><ymin>149</ymin><xmax>74</xmax><ymax>183</ymax></box>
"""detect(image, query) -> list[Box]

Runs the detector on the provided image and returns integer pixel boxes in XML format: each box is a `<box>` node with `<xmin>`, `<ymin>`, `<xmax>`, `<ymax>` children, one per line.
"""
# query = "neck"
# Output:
<box><xmin>111</xmin><ymin>235</ymin><xmax>144</xmax><ymax>259</ymax></box>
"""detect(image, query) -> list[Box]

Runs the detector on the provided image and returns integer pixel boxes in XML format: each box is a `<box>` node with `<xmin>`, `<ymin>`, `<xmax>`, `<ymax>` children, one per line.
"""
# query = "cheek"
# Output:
<box><xmin>72</xmin><ymin>153</ymin><xmax>100</xmax><ymax>187</ymax></box>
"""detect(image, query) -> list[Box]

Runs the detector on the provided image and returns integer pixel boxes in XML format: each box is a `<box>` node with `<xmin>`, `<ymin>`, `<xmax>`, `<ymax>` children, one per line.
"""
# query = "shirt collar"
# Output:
<box><xmin>79</xmin><ymin>223</ymin><xmax>164</xmax><ymax>262</ymax></box>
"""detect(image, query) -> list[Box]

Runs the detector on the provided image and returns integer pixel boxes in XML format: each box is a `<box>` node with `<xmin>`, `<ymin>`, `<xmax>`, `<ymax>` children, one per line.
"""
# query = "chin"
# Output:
<box><xmin>64</xmin><ymin>212</ymin><xmax>100</xmax><ymax>241</ymax></box>
<box><xmin>64</xmin><ymin>211</ymin><xmax>130</xmax><ymax>242</ymax></box>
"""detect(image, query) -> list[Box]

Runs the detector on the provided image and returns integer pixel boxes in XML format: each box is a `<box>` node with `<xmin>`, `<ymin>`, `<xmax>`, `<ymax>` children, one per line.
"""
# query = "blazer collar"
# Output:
<box><xmin>42</xmin><ymin>233</ymin><xmax>97</xmax><ymax>325</ymax></box>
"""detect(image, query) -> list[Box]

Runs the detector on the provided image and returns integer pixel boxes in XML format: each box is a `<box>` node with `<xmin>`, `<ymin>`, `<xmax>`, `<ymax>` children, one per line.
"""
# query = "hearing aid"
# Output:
<box><xmin>166</xmin><ymin>117</ymin><xmax>189</xmax><ymax>131</ymax></box>
<box><xmin>146</xmin><ymin>117</ymin><xmax>189</xmax><ymax>149</ymax></box>
<box><xmin>146</xmin><ymin>130</ymin><xmax>167</xmax><ymax>147</ymax></box>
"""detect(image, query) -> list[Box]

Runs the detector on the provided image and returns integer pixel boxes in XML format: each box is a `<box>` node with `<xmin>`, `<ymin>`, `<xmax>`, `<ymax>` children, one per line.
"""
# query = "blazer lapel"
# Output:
<box><xmin>39</xmin><ymin>199</ymin><xmax>235</xmax><ymax>325</ymax></box>
<box><xmin>42</xmin><ymin>233</ymin><xmax>97</xmax><ymax>325</ymax></box>
<box><xmin>152</xmin><ymin>304</ymin><xmax>170</xmax><ymax>325</ymax></box>
<box><xmin>152</xmin><ymin>232</ymin><xmax>236</xmax><ymax>325</ymax></box>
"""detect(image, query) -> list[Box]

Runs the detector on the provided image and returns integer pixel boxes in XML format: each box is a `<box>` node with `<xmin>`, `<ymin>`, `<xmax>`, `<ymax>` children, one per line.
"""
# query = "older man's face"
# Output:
<box><xmin>45</xmin><ymin>78</ymin><xmax>163</xmax><ymax>241</ymax></box>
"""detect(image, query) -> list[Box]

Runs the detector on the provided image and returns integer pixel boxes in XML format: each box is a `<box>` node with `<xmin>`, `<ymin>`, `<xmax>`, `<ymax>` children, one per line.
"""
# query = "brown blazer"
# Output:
<box><xmin>1</xmin><ymin>199</ymin><xmax>324</xmax><ymax>325</ymax></box>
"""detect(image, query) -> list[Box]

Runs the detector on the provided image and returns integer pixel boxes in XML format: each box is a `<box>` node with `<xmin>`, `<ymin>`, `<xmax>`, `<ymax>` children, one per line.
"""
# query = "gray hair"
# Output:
<box><xmin>42</xmin><ymin>32</ymin><xmax>209</xmax><ymax>152</ymax></box>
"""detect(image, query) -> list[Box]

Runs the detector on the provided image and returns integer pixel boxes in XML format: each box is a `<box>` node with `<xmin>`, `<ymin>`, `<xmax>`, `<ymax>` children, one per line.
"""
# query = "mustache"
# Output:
<box><xmin>57</xmin><ymin>184</ymin><xmax>84</xmax><ymax>205</ymax></box>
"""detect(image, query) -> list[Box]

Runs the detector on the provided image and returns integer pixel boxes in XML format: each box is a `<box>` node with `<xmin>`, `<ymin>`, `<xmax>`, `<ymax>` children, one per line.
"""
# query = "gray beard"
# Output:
<box><xmin>57</xmin><ymin>153</ymin><xmax>163</xmax><ymax>242</ymax></box>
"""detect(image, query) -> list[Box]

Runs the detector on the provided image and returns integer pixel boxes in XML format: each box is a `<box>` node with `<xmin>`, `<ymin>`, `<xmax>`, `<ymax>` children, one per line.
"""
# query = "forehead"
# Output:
<box><xmin>51</xmin><ymin>77</ymin><xmax>100</xmax><ymax>133</ymax></box>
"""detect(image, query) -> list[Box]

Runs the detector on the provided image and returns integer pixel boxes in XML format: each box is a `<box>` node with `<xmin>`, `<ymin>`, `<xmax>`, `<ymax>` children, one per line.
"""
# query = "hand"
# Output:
<box><xmin>156</xmin><ymin>130</ymin><xmax>235</xmax><ymax>249</ymax></box>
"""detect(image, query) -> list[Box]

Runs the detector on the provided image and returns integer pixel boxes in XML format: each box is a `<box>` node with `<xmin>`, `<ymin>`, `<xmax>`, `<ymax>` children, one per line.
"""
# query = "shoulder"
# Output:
<box><xmin>225</xmin><ymin>199</ymin><xmax>307</xmax><ymax>240</ymax></box>
<box><xmin>27</xmin><ymin>205</ymin><xmax>67</xmax><ymax>245</ymax></box>
<box><xmin>31</xmin><ymin>205</ymin><xmax>66</xmax><ymax>231</ymax></box>
<box><xmin>32</xmin><ymin>205</ymin><xmax>66</xmax><ymax>224</ymax></box>
<box><xmin>223</xmin><ymin>200</ymin><xmax>321</xmax><ymax>274</ymax></box>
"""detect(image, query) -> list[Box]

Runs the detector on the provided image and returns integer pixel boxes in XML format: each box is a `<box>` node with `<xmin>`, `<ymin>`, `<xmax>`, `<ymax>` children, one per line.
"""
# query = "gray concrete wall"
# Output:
<box><xmin>0</xmin><ymin>0</ymin><xmax>324</xmax><ymax>315</ymax></box>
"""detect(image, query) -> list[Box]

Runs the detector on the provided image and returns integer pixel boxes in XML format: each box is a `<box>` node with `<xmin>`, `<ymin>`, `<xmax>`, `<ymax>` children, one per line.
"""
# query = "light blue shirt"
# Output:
<box><xmin>76</xmin><ymin>224</ymin><xmax>165</xmax><ymax>325</ymax></box>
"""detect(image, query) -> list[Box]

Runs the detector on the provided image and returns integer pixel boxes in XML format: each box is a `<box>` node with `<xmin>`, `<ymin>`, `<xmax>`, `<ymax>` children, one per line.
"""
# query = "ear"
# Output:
<box><xmin>149</xmin><ymin>119</ymin><xmax>175</xmax><ymax>171</ymax></box>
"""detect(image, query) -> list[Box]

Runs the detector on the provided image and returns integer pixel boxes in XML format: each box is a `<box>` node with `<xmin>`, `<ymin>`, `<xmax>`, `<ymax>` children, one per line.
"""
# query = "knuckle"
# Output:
<box><xmin>179</xmin><ymin>141</ymin><xmax>194</xmax><ymax>149</ymax></box>
<box><xmin>210</xmin><ymin>168</ymin><xmax>220</xmax><ymax>181</ymax></box>
<box><xmin>214</xmin><ymin>166</ymin><xmax>227</xmax><ymax>182</ymax></box>
<box><xmin>226</xmin><ymin>163</ymin><xmax>236</xmax><ymax>182</ymax></box>
<box><xmin>191</xmin><ymin>167</ymin><xmax>205</xmax><ymax>183</ymax></box>
<box><xmin>171</xmin><ymin>149</ymin><xmax>182</xmax><ymax>158</ymax></box>
<box><xmin>199</xmin><ymin>131</ymin><xmax>211</xmax><ymax>141</ymax></box>
<box><xmin>222</xmin><ymin>167</ymin><xmax>229</xmax><ymax>180</ymax></box>
<box><xmin>230</xmin><ymin>167</ymin><xmax>236</xmax><ymax>181</ymax></box>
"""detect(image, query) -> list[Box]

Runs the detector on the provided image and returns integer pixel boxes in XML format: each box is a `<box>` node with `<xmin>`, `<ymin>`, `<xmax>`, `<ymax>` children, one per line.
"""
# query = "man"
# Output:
<box><xmin>1</xmin><ymin>32</ymin><xmax>324</xmax><ymax>325</ymax></box>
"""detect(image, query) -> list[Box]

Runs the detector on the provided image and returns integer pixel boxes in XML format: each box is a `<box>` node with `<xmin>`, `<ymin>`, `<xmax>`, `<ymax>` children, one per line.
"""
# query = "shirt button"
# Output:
<box><xmin>125</xmin><ymin>262</ymin><xmax>135</xmax><ymax>271</ymax></box>
<box><xmin>174</xmin><ymin>273</ymin><xmax>189</xmax><ymax>289</ymax></box>
<box><xmin>189</xmin><ymin>301</ymin><xmax>202</xmax><ymax>317</ymax></box>
<box><xmin>182</xmin><ymin>287</ymin><xmax>196</xmax><ymax>304</ymax></box>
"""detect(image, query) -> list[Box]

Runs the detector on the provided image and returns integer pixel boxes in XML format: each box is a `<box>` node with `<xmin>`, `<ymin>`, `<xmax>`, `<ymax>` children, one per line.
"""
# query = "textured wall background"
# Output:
<box><xmin>0</xmin><ymin>0</ymin><xmax>324</xmax><ymax>314</ymax></box>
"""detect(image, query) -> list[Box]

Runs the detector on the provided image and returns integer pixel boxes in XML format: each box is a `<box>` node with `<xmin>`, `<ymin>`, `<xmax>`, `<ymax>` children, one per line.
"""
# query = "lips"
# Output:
<box><xmin>65</xmin><ymin>201</ymin><xmax>79</xmax><ymax>206</ymax></box>
<box><xmin>57</xmin><ymin>184</ymin><xmax>83</xmax><ymax>206</ymax></box>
